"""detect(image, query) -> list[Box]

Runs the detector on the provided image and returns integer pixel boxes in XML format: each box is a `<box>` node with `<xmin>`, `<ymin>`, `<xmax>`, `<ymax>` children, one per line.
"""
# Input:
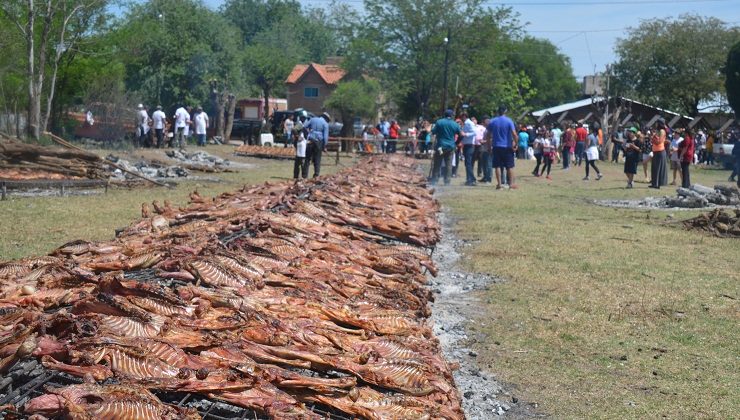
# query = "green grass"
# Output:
<box><xmin>0</xmin><ymin>144</ymin><xmax>351</xmax><ymax>260</ymax></box>
<box><xmin>434</xmin><ymin>159</ymin><xmax>739</xmax><ymax>418</ymax></box>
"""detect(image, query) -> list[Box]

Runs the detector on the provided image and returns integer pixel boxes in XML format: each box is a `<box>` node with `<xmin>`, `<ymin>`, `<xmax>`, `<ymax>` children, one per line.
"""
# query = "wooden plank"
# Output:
<box><xmin>556</xmin><ymin>111</ymin><xmax>569</xmax><ymax>123</ymax></box>
<box><xmin>687</xmin><ymin>116</ymin><xmax>703</xmax><ymax>129</ymax></box>
<box><xmin>645</xmin><ymin>114</ymin><xmax>661</xmax><ymax>128</ymax></box>
<box><xmin>718</xmin><ymin>119</ymin><xmax>735</xmax><ymax>133</ymax></box>
<box><xmin>537</xmin><ymin>111</ymin><xmax>549</xmax><ymax>123</ymax></box>
<box><xmin>667</xmin><ymin>114</ymin><xmax>682</xmax><ymax>128</ymax></box>
<box><xmin>620</xmin><ymin>113</ymin><xmax>633</xmax><ymax>126</ymax></box>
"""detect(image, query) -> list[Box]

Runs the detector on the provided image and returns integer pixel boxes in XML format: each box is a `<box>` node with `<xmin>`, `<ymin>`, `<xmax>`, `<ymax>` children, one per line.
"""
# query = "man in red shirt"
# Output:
<box><xmin>574</xmin><ymin>123</ymin><xmax>588</xmax><ymax>166</ymax></box>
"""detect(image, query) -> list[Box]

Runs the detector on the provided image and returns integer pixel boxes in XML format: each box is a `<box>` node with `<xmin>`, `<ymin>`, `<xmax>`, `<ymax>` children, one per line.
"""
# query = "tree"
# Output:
<box><xmin>0</xmin><ymin>0</ymin><xmax>110</xmax><ymax>139</ymax></box>
<box><xmin>726</xmin><ymin>41</ymin><xmax>740</xmax><ymax>115</ymax></box>
<box><xmin>223</xmin><ymin>0</ymin><xmax>336</xmax><ymax>121</ymax></box>
<box><xmin>324</xmin><ymin>79</ymin><xmax>379</xmax><ymax>136</ymax></box>
<box><xmin>613</xmin><ymin>14</ymin><xmax>740</xmax><ymax>116</ymax></box>
<box><xmin>505</xmin><ymin>36</ymin><xmax>580</xmax><ymax>109</ymax></box>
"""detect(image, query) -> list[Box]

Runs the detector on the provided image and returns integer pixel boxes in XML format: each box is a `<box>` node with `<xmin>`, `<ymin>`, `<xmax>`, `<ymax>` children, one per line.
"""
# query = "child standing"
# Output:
<box><xmin>293</xmin><ymin>123</ymin><xmax>307</xmax><ymax>179</ymax></box>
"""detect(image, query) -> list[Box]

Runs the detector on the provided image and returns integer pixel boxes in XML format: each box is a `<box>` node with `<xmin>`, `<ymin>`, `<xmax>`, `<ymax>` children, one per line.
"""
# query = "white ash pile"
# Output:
<box><xmin>165</xmin><ymin>150</ymin><xmax>232</xmax><ymax>172</ymax></box>
<box><xmin>105</xmin><ymin>154</ymin><xmax>189</xmax><ymax>180</ymax></box>
<box><xmin>666</xmin><ymin>184</ymin><xmax>740</xmax><ymax>208</ymax></box>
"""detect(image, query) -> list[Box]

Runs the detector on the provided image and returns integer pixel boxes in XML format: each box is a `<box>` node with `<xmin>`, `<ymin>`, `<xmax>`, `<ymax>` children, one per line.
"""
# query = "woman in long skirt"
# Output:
<box><xmin>649</xmin><ymin>120</ymin><xmax>668</xmax><ymax>189</ymax></box>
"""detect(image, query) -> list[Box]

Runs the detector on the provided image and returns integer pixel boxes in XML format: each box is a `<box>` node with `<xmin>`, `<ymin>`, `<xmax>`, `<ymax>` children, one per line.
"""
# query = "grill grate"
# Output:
<box><xmin>219</xmin><ymin>228</ymin><xmax>255</xmax><ymax>246</ymax></box>
<box><xmin>123</xmin><ymin>268</ymin><xmax>191</xmax><ymax>288</ymax></box>
<box><xmin>1</xmin><ymin>365</ymin><xmax>353</xmax><ymax>420</ymax></box>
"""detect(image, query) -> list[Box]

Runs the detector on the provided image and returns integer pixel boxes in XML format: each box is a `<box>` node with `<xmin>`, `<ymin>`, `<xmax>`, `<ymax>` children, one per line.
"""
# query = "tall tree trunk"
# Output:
<box><xmin>224</xmin><ymin>93</ymin><xmax>236</xmax><ymax>141</ymax></box>
<box><xmin>263</xmin><ymin>86</ymin><xmax>271</xmax><ymax>126</ymax></box>
<box><xmin>26</xmin><ymin>0</ymin><xmax>38</xmax><ymax>140</ymax></box>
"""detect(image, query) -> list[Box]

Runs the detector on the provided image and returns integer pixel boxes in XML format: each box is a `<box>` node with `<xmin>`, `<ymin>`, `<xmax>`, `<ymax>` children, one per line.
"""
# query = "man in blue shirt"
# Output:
<box><xmin>305</xmin><ymin>112</ymin><xmax>330</xmax><ymax>178</ymax></box>
<box><xmin>486</xmin><ymin>105</ymin><xmax>519</xmax><ymax>189</ymax></box>
<box><xmin>430</xmin><ymin>109</ymin><xmax>463</xmax><ymax>186</ymax></box>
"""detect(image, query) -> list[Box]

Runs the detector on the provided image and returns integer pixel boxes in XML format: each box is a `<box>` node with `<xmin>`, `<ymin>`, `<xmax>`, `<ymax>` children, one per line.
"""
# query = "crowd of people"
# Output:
<box><xmin>134</xmin><ymin>104</ymin><xmax>210</xmax><ymax>149</ymax></box>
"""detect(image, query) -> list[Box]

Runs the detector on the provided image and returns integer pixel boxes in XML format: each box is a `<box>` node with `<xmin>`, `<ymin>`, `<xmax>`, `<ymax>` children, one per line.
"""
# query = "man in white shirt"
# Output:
<box><xmin>135</xmin><ymin>104</ymin><xmax>150</xmax><ymax>148</ymax></box>
<box><xmin>461</xmin><ymin>113</ymin><xmax>477</xmax><ymax>186</ymax></box>
<box><xmin>194</xmin><ymin>106</ymin><xmax>209</xmax><ymax>146</ymax></box>
<box><xmin>173</xmin><ymin>105</ymin><xmax>190</xmax><ymax>150</ymax></box>
<box><xmin>152</xmin><ymin>105</ymin><xmax>166</xmax><ymax>148</ymax></box>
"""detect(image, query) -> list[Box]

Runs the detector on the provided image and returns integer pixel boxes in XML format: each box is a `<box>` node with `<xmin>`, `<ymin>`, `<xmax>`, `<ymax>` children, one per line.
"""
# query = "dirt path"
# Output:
<box><xmin>430</xmin><ymin>210</ymin><xmax>543</xmax><ymax>419</ymax></box>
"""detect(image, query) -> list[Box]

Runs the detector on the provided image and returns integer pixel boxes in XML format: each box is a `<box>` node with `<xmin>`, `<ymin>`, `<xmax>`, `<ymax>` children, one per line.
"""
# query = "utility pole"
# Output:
<box><xmin>441</xmin><ymin>28</ymin><xmax>450</xmax><ymax>113</ymax></box>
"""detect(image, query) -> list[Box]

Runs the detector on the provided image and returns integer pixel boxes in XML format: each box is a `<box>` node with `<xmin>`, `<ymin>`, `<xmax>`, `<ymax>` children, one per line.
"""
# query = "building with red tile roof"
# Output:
<box><xmin>285</xmin><ymin>60</ymin><xmax>347</xmax><ymax>115</ymax></box>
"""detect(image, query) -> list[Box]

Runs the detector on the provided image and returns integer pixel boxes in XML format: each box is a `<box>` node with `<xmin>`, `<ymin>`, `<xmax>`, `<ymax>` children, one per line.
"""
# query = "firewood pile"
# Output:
<box><xmin>665</xmin><ymin>184</ymin><xmax>740</xmax><ymax>208</ymax></box>
<box><xmin>682</xmin><ymin>208</ymin><xmax>740</xmax><ymax>237</ymax></box>
<box><xmin>0</xmin><ymin>156</ymin><xmax>466</xmax><ymax>419</ymax></box>
<box><xmin>0</xmin><ymin>139</ymin><xmax>110</xmax><ymax>181</ymax></box>
<box><xmin>235</xmin><ymin>144</ymin><xmax>294</xmax><ymax>160</ymax></box>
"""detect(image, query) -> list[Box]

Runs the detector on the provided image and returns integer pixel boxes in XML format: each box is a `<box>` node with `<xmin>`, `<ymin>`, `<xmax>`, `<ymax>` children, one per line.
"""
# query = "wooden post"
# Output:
<box><xmin>336</xmin><ymin>147</ymin><xmax>340</xmax><ymax>165</ymax></box>
<box><xmin>60</xmin><ymin>184</ymin><xmax>65</xmax><ymax>196</ymax></box>
<box><xmin>1</xmin><ymin>181</ymin><xmax>6</xmax><ymax>200</ymax></box>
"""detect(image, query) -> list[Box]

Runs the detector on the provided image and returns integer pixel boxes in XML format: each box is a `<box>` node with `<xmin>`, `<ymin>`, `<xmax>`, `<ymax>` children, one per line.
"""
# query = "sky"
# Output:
<box><xmin>199</xmin><ymin>0</ymin><xmax>740</xmax><ymax>81</ymax></box>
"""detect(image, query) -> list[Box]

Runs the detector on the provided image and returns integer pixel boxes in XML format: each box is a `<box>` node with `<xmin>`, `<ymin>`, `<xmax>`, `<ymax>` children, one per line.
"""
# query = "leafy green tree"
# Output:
<box><xmin>324</xmin><ymin>79</ymin><xmax>379</xmax><ymax>136</ymax></box>
<box><xmin>505</xmin><ymin>36</ymin><xmax>580</xmax><ymax>109</ymax></box>
<box><xmin>726</xmin><ymin>41</ymin><xmax>740</xmax><ymax>115</ymax></box>
<box><xmin>116</xmin><ymin>0</ymin><xmax>244</xmax><ymax>113</ymax></box>
<box><xmin>0</xmin><ymin>0</ymin><xmax>111</xmax><ymax>139</ymax></box>
<box><xmin>613</xmin><ymin>14</ymin><xmax>739</xmax><ymax>116</ymax></box>
<box><xmin>222</xmin><ymin>0</ymin><xmax>337</xmax><ymax>118</ymax></box>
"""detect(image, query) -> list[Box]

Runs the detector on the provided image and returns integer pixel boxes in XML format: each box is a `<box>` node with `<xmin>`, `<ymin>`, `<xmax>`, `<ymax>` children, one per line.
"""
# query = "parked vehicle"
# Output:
<box><xmin>270</xmin><ymin>109</ymin><xmax>314</xmax><ymax>145</ymax></box>
<box><xmin>714</xmin><ymin>142</ymin><xmax>736</xmax><ymax>169</ymax></box>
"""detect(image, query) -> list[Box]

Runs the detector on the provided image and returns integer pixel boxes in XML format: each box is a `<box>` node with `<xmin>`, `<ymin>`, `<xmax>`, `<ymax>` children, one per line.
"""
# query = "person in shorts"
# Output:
<box><xmin>669</xmin><ymin>130</ymin><xmax>683</xmax><ymax>185</ymax></box>
<box><xmin>486</xmin><ymin>105</ymin><xmax>518</xmax><ymax>189</ymax></box>
<box><xmin>638</xmin><ymin>130</ymin><xmax>652</xmax><ymax>183</ymax></box>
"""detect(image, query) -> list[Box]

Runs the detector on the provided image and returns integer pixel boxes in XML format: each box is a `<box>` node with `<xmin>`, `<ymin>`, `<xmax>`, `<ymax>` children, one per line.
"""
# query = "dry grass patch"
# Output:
<box><xmin>436</xmin><ymin>159</ymin><xmax>739</xmax><ymax>418</ymax></box>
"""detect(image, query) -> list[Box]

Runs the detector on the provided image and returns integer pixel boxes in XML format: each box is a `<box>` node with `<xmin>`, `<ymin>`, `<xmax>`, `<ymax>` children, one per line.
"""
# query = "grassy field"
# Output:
<box><xmin>0</xmin><ymin>144</ymin><xmax>350</xmax><ymax>260</ymax></box>
<box><xmin>434</xmin><ymin>159</ymin><xmax>739</xmax><ymax>418</ymax></box>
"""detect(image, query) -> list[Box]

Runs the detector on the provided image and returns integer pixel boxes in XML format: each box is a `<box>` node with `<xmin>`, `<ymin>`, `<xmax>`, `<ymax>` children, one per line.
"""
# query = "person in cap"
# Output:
<box><xmin>486</xmin><ymin>105</ymin><xmax>519</xmax><ymax>189</ymax></box>
<box><xmin>430</xmin><ymin>109</ymin><xmax>463</xmax><ymax>186</ymax></box>
<box><xmin>193</xmin><ymin>106</ymin><xmax>209</xmax><ymax>147</ymax></box>
<box><xmin>304</xmin><ymin>112</ymin><xmax>330</xmax><ymax>178</ymax></box>
<box><xmin>622</xmin><ymin>126</ymin><xmax>641</xmax><ymax>188</ymax></box>
<box><xmin>135</xmin><ymin>104</ymin><xmax>150</xmax><ymax>148</ymax></box>
<box><xmin>152</xmin><ymin>105</ymin><xmax>166</xmax><ymax>148</ymax></box>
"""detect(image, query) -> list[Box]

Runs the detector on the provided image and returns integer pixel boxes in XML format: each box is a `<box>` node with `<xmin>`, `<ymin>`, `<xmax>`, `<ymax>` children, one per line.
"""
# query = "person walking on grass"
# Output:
<box><xmin>517</xmin><ymin>124</ymin><xmax>529</xmax><ymax>159</ymax></box>
<box><xmin>152</xmin><ymin>105</ymin><xmax>166</xmax><ymax>148</ymax></box>
<box><xmin>678</xmin><ymin>128</ymin><xmax>695</xmax><ymax>188</ymax></box>
<box><xmin>486</xmin><ymin>105</ymin><xmax>518</xmax><ymax>190</ymax></box>
<box><xmin>305</xmin><ymin>112</ymin><xmax>330</xmax><ymax>178</ymax></box>
<box><xmin>538</xmin><ymin>133</ymin><xmax>555</xmax><ymax>179</ymax></box>
<box><xmin>193</xmin><ymin>106</ymin><xmax>209</xmax><ymax>147</ymax></box>
<box><xmin>173</xmin><ymin>105</ymin><xmax>190</xmax><ymax>150</ymax></box>
<box><xmin>574</xmin><ymin>122</ymin><xmax>588</xmax><ymax>166</ymax></box>
<box><xmin>478</xmin><ymin>116</ymin><xmax>492</xmax><ymax>183</ymax></box>
<box><xmin>531</xmin><ymin>128</ymin><xmax>544</xmax><ymax>176</ymax></box>
<box><xmin>461</xmin><ymin>113</ymin><xmax>477</xmax><ymax>186</ymax></box>
<box><xmin>649</xmin><ymin>119</ymin><xmax>668</xmax><ymax>189</ymax></box>
<box><xmin>430</xmin><ymin>109</ymin><xmax>462</xmax><ymax>186</ymax></box>
<box><xmin>562</xmin><ymin>123</ymin><xmax>575</xmax><ymax>170</ymax></box>
<box><xmin>622</xmin><ymin>127</ymin><xmax>641</xmax><ymax>188</ymax></box>
<box><xmin>583</xmin><ymin>126</ymin><xmax>603</xmax><ymax>181</ymax></box>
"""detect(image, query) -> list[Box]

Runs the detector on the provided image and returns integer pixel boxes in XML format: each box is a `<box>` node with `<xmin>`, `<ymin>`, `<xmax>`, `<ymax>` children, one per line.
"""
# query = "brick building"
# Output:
<box><xmin>285</xmin><ymin>60</ymin><xmax>346</xmax><ymax>115</ymax></box>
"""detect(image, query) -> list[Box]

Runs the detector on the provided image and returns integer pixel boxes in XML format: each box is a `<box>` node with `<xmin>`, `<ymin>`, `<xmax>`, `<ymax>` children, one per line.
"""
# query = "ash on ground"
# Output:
<box><xmin>596</xmin><ymin>184</ymin><xmax>740</xmax><ymax>210</ymax></box>
<box><xmin>431</xmin><ymin>211</ymin><xmax>541</xmax><ymax>418</ymax></box>
<box><xmin>165</xmin><ymin>149</ymin><xmax>253</xmax><ymax>171</ymax></box>
<box><xmin>106</xmin><ymin>154</ymin><xmax>189</xmax><ymax>180</ymax></box>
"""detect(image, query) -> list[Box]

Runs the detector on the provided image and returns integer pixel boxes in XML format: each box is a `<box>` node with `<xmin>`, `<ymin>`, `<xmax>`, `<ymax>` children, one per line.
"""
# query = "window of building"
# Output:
<box><xmin>304</xmin><ymin>87</ymin><xmax>319</xmax><ymax>98</ymax></box>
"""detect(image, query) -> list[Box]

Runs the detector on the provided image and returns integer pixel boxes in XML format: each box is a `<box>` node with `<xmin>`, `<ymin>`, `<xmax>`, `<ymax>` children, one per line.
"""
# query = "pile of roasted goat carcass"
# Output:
<box><xmin>0</xmin><ymin>156</ymin><xmax>463</xmax><ymax>419</ymax></box>
<box><xmin>234</xmin><ymin>144</ymin><xmax>295</xmax><ymax>160</ymax></box>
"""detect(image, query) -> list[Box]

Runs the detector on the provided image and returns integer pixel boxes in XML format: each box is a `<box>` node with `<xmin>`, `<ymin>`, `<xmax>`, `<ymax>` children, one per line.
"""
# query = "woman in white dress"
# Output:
<box><xmin>583</xmin><ymin>126</ymin><xmax>603</xmax><ymax>181</ymax></box>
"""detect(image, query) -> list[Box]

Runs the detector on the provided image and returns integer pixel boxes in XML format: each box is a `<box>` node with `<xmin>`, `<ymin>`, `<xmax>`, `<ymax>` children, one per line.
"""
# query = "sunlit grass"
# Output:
<box><xmin>435</xmin><ymin>159</ymin><xmax>739</xmax><ymax>418</ymax></box>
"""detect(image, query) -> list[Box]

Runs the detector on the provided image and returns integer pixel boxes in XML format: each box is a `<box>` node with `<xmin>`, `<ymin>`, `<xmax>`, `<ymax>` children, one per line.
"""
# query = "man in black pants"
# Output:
<box><xmin>304</xmin><ymin>112</ymin><xmax>331</xmax><ymax>178</ymax></box>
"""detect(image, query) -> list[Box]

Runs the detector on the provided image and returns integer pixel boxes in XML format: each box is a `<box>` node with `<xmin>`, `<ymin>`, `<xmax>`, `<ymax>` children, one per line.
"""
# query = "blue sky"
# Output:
<box><xmin>197</xmin><ymin>0</ymin><xmax>739</xmax><ymax>80</ymax></box>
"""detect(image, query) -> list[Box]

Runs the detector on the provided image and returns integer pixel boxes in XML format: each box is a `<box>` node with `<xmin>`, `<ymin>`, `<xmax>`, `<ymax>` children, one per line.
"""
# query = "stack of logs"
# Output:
<box><xmin>682</xmin><ymin>208</ymin><xmax>740</xmax><ymax>237</ymax></box>
<box><xmin>0</xmin><ymin>139</ymin><xmax>109</xmax><ymax>180</ymax></box>
<box><xmin>234</xmin><ymin>145</ymin><xmax>294</xmax><ymax>160</ymax></box>
<box><xmin>666</xmin><ymin>184</ymin><xmax>740</xmax><ymax>208</ymax></box>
